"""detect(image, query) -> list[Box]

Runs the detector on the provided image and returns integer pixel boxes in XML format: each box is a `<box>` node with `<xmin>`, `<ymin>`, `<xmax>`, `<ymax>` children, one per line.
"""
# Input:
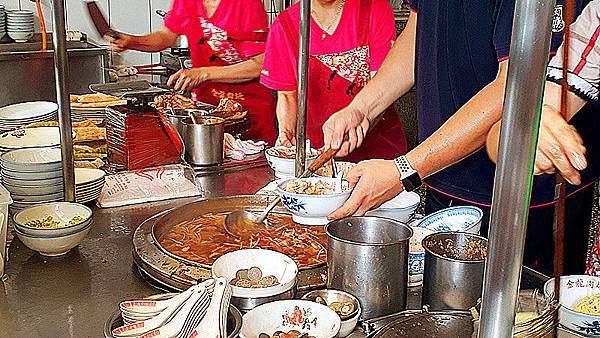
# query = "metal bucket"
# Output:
<box><xmin>166</xmin><ymin>109</ymin><xmax>211</xmax><ymax>135</ymax></box>
<box><xmin>422</xmin><ymin>231</ymin><xmax>488</xmax><ymax>311</ymax></box>
<box><xmin>181</xmin><ymin>116</ymin><xmax>224</xmax><ymax>166</ymax></box>
<box><xmin>326</xmin><ymin>216</ymin><xmax>413</xmax><ymax>320</ymax></box>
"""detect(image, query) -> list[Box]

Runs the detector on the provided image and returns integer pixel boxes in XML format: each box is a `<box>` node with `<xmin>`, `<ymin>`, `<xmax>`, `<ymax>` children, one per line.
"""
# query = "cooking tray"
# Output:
<box><xmin>90</xmin><ymin>80</ymin><xmax>170</xmax><ymax>99</ymax></box>
<box><xmin>365</xmin><ymin>310</ymin><xmax>475</xmax><ymax>338</ymax></box>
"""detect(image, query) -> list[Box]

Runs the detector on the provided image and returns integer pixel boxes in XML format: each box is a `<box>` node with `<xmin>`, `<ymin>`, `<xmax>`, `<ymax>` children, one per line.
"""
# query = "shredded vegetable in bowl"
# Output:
<box><xmin>284</xmin><ymin>180</ymin><xmax>348</xmax><ymax>195</ymax></box>
<box><xmin>25</xmin><ymin>215</ymin><xmax>84</xmax><ymax>228</ymax></box>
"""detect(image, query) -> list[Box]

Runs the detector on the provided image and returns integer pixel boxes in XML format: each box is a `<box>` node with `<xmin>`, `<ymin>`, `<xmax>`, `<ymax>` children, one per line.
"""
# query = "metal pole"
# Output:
<box><xmin>294</xmin><ymin>0</ymin><xmax>310</xmax><ymax>177</ymax></box>
<box><xmin>478</xmin><ymin>0</ymin><xmax>556</xmax><ymax>336</ymax></box>
<box><xmin>51</xmin><ymin>0</ymin><xmax>75</xmax><ymax>202</ymax></box>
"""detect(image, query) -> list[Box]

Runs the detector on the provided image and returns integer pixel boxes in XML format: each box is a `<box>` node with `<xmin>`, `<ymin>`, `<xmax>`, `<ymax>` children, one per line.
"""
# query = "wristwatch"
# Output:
<box><xmin>394</xmin><ymin>155</ymin><xmax>422</xmax><ymax>192</ymax></box>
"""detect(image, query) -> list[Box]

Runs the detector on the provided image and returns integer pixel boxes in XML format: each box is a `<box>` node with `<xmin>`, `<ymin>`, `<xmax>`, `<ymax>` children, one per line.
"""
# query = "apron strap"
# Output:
<box><xmin>357</xmin><ymin>0</ymin><xmax>372</xmax><ymax>46</ymax></box>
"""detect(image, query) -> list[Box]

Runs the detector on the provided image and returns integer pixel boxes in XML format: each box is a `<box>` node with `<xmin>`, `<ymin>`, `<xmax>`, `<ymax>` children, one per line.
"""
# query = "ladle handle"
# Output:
<box><xmin>256</xmin><ymin>195</ymin><xmax>282</xmax><ymax>223</ymax></box>
<box><xmin>304</xmin><ymin>147</ymin><xmax>338</xmax><ymax>177</ymax></box>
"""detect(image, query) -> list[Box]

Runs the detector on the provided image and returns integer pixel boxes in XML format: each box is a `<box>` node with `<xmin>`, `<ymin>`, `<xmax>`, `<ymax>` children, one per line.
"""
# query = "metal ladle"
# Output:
<box><xmin>224</xmin><ymin>147</ymin><xmax>339</xmax><ymax>238</ymax></box>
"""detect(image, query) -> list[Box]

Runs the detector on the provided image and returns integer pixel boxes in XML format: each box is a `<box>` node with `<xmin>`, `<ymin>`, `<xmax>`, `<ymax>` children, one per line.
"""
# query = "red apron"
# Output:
<box><xmin>181</xmin><ymin>17</ymin><xmax>277</xmax><ymax>145</ymax></box>
<box><xmin>279</xmin><ymin>0</ymin><xmax>407</xmax><ymax>162</ymax></box>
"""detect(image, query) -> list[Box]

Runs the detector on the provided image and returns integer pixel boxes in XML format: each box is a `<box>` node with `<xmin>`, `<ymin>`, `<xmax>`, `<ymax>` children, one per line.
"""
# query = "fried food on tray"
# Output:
<box><xmin>73</xmin><ymin>127</ymin><xmax>106</xmax><ymax>142</ymax></box>
<box><xmin>74</xmin><ymin>158</ymin><xmax>105</xmax><ymax>169</ymax></box>
<box><xmin>74</xmin><ymin>144</ymin><xmax>107</xmax><ymax>159</ymax></box>
<box><xmin>152</xmin><ymin>93</ymin><xmax>198</xmax><ymax>110</ymax></box>
<box><xmin>70</xmin><ymin>93</ymin><xmax>126</xmax><ymax>108</ymax></box>
<box><xmin>21</xmin><ymin>119</ymin><xmax>103</xmax><ymax>129</ymax></box>
<box><xmin>213</xmin><ymin>98</ymin><xmax>247</xmax><ymax>120</ymax></box>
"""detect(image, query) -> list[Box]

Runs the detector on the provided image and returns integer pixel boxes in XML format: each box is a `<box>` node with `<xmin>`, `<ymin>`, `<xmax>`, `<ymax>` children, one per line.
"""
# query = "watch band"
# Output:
<box><xmin>394</xmin><ymin>156</ymin><xmax>422</xmax><ymax>192</ymax></box>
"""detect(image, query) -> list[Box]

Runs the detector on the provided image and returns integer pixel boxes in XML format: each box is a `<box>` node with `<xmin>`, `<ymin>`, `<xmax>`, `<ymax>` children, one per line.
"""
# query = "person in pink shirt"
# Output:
<box><xmin>260</xmin><ymin>0</ymin><xmax>407</xmax><ymax>161</ymax></box>
<box><xmin>107</xmin><ymin>0</ymin><xmax>277</xmax><ymax>144</ymax></box>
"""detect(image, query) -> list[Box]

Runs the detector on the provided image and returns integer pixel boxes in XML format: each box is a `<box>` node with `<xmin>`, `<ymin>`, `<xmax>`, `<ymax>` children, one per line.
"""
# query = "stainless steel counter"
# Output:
<box><xmin>0</xmin><ymin>166</ymin><xmax>273</xmax><ymax>338</ymax></box>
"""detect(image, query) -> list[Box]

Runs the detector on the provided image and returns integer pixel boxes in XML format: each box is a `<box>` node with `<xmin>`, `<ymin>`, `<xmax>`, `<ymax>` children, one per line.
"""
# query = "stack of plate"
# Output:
<box><xmin>75</xmin><ymin>168</ymin><xmax>105</xmax><ymax>203</ymax></box>
<box><xmin>7</xmin><ymin>10</ymin><xmax>34</xmax><ymax>43</ymax></box>
<box><xmin>0</xmin><ymin>147</ymin><xmax>64</xmax><ymax>212</ymax></box>
<box><xmin>0</xmin><ymin>6</ymin><xmax>6</xmax><ymax>40</ymax></box>
<box><xmin>71</xmin><ymin>107</ymin><xmax>107</xmax><ymax>121</ymax></box>
<box><xmin>0</xmin><ymin>127</ymin><xmax>61</xmax><ymax>154</ymax></box>
<box><xmin>0</xmin><ymin>101</ymin><xmax>58</xmax><ymax>133</ymax></box>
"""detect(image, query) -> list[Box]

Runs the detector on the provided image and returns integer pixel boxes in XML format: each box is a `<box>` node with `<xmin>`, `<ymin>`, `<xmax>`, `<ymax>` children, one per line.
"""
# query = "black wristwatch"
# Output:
<box><xmin>394</xmin><ymin>155</ymin><xmax>422</xmax><ymax>192</ymax></box>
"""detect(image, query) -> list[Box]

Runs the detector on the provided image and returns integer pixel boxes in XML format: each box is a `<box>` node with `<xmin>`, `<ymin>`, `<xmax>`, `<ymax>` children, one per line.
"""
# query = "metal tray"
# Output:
<box><xmin>90</xmin><ymin>80</ymin><xmax>169</xmax><ymax>99</ymax></box>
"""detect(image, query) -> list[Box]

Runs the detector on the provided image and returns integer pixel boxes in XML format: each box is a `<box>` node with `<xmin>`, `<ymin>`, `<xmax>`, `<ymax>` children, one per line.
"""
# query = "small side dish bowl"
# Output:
<box><xmin>544</xmin><ymin>275</ymin><xmax>600</xmax><ymax>335</ymax></box>
<box><xmin>240</xmin><ymin>299</ymin><xmax>341</xmax><ymax>338</ymax></box>
<box><xmin>301</xmin><ymin>289</ymin><xmax>361</xmax><ymax>337</ymax></box>
<box><xmin>15</xmin><ymin>222</ymin><xmax>91</xmax><ymax>256</ymax></box>
<box><xmin>277</xmin><ymin>177</ymin><xmax>352</xmax><ymax>225</ymax></box>
<box><xmin>366</xmin><ymin>191</ymin><xmax>421</xmax><ymax>223</ymax></box>
<box><xmin>417</xmin><ymin>206</ymin><xmax>483</xmax><ymax>234</ymax></box>
<box><xmin>265</xmin><ymin>146</ymin><xmax>318</xmax><ymax>178</ymax></box>
<box><xmin>13</xmin><ymin>202</ymin><xmax>93</xmax><ymax>236</ymax></box>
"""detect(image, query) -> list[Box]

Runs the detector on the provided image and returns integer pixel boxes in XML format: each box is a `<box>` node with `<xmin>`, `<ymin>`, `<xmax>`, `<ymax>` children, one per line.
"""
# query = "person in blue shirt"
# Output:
<box><xmin>325</xmin><ymin>0</ymin><xmax>597</xmax><ymax>275</ymax></box>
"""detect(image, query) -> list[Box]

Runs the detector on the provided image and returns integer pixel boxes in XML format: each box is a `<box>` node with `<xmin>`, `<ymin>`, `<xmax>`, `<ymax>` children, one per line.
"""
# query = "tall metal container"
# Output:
<box><xmin>181</xmin><ymin>117</ymin><xmax>225</xmax><ymax>166</ymax></box>
<box><xmin>422</xmin><ymin>232</ymin><xmax>488</xmax><ymax>310</ymax></box>
<box><xmin>326</xmin><ymin>216</ymin><xmax>413</xmax><ymax>320</ymax></box>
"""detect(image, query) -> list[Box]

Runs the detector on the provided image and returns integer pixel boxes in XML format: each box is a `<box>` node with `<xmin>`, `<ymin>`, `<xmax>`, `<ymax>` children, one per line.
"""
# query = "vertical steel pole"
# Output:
<box><xmin>478</xmin><ymin>0</ymin><xmax>556</xmax><ymax>336</ymax></box>
<box><xmin>51</xmin><ymin>0</ymin><xmax>75</xmax><ymax>202</ymax></box>
<box><xmin>294</xmin><ymin>0</ymin><xmax>310</xmax><ymax>177</ymax></box>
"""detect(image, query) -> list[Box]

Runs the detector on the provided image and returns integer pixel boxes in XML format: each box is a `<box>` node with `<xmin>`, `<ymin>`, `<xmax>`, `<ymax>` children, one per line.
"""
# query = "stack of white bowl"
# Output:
<box><xmin>6</xmin><ymin>10</ymin><xmax>34</xmax><ymax>43</ymax></box>
<box><xmin>0</xmin><ymin>101</ymin><xmax>58</xmax><ymax>133</ymax></box>
<box><xmin>13</xmin><ymin>202</ymin><xmax>93</xmax><ymax>256</ymax></box>
<box><xmin>0</xmin><ymin>6</ymin><xmax>6</xmax><ymax>40</ymax></box>
<box><xmin>75</xmin><ymin>168</ymin><xmax>105</xmax><ymax>203</ymax></box>
<box><xmin>0</xmin><ymin>127</ymin><xmax>60</xmax><ymax>155</ymax></box>
<box><xmin>0</xmin><ymin>147</ymin><xmax>64</xmax><ymax>212</ymax></box>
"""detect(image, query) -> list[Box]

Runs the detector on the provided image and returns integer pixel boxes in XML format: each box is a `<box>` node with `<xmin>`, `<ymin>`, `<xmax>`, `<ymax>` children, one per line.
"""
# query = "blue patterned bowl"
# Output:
<box><xmin>416</xmin><ymin>206</ymin><xmax>483</xmax><ymax>234</ymax></box>
<box><xmin>277</xmin><ymin>177</ymin><xmax>352</xmax><ymax>225</ymax></box>
<box><xmin>544</xmin><ymin>275</ymin><xmax>600</xmax><ymax>335</ymax></box>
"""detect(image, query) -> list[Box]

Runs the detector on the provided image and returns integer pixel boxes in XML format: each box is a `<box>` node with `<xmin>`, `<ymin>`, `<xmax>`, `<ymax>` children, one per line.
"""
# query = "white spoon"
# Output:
<box><xmin>186</xmin><ymin>277</ymin><xmax>232</xmax><ymax>338</ymax></box>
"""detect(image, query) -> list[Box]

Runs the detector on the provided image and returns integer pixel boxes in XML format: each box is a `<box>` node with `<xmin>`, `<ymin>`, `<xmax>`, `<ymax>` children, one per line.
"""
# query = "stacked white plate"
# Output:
<box><xmin>0</xmin><ymin>147</ymin><xmax>64</xmax><ymax>212</ymax></box>
<box><xmin>6</xmin><ymin>10</ymin><xmax>34</xmax><ymax>43</ymax></box>
<box><xmin>0</xmin><ymin>127</ymin><xmax>61</xmax><ymax>154</ymax></box>
<box><xmin>0</xmin><ymin>6</ymin><xmax>6</xmax><ymax>39</ymax></box>
<box><xmin>71</xmin><ymin>107</ymin><xmax>107</xmax><ymax>121</ymax></box>
<box><xmin>0</xmin><ymin>101</ymin><xmax>58</xmax><ymax>133</ymax></box>
<box><xmin>75</xmin><ymin>168</ymin><xmax>105</xmax><ymax>203</ymax></box>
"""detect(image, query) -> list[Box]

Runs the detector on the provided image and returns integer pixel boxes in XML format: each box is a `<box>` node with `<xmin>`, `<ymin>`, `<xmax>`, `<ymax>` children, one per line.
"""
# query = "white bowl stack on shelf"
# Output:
<box><xmin>75</xmin><ymin>168</ymin><xmax>105</xmax><ymax>203</ymax></box>
<box><xmin>0</xmin><ymin>6</ymin><xmax>7</xmax><ymax>40</ymax></box>
<box><xmin>0</xmin><ymin>147</ymin><xmax>64</xmax><ymax>212</ymax></box>
<box><xmin>0</xmin><ymin>101</ymin><xmax>58</xmax><ymax>133</ymax></box>
<box><xmin>0</xmin><ymin>127</ymin><xmax>61</xmax><ymax>154</ymax></box>
<box><xmin>6</xmin><ymin>10</ymin><xmax>34</xmax><ymax>43</ymax></box>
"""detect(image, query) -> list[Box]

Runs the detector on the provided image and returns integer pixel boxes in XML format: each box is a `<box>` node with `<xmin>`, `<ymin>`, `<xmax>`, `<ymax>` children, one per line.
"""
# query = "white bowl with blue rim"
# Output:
<box><xmin>416</xmin><ymin>206</ymin><xmax>483</xmax><ymax>234</ymax></box>
<box><xmin>408</xmin><ymin>226</ymin><xmax>435</xmax><ymax>287</ymax></box>
<box><xmin>277</xmin><ymin>177</ymin><xmax>352</xmax><ymax>225</ymax></box>
<box><xmin>15</xmin><ymin>222</ymin><xmax>91</xmax><ymax>256</ymax></box>
<box><xmin>0</xmin><ymin>147</ymin><xmax>62</xmax><ymax>172</ymax></box>
<box><xmin>11</xmin><ymin>191</ymin><xmax>64</xmax><ymax>203</ymax></box>
<box><xmin>13</xmin><ymin>202</ymin><xmax>92</xmax><ymax>236</ymax></box>
<box><xmin>3</xmin><ymin>181</ymin><xmax>63</xmax><ymax>196</ymax></box>
<box><xmin>366</xmin><ymin>191</ymin><xmax>421</xmax><ymax>223</ymax></box>
<box><xmin>1</xmin><ymin>167</ymin><xmax>62</xmax><ymax>181</ymax></box>
<box><xmin>265</xmin><ymin>146</ymin><xmax>318</xmax><ymax>178</ymax></box>
<box><xmin>1</xmin><ymin>175</ymin><xmax>63</xmax><ymax>187</ymax></box>
<box><xmin>240</xmin><ymin>299</ymin><xmax>341</xmax><ymax>338</ymax></box>
<box><xmin>544</xmin><ymin>275</ymin><xmax>600</xmax><ymax>335</ymax></box>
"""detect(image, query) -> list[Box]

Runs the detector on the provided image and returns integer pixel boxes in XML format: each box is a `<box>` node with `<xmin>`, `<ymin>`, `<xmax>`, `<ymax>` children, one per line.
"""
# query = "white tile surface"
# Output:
<box><xmin>110</xmin><ymin>0</ymin><xmax>150</xmax><ymax>35</ymax></box>
<box><xmin>66</xmin><ymin>0</ymin><xmax>109</xmax><ymax>45</ymax></box>
<box><xmin>1</xmin><ymin>0</ymin><xmax>21</xmax><ymax>11</ymax></box>
<box><xmin>149</xmin><ymin>0</ymin><xmax>170</xmax><ymax>32</ymax></box>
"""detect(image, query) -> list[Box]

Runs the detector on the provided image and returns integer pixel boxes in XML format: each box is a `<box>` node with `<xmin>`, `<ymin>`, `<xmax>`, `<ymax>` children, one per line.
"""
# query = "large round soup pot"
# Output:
<box><xmin>325</xmin><ymin>216</ymin><xmax>413</xmax><ymax>320</ymax></box>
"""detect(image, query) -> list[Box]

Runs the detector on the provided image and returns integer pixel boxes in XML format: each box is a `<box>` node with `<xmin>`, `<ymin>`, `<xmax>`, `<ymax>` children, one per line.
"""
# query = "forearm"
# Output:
<box><xmin>541</xmin><ymin>81</ymin><xmax>586</xmax><ymax>120</ymax></box>
<box><xmin>205</xmin><ymin>55</ymin><xmax>264</xmax><ymax>84</ymax></box>
<box><xmin>276</xmin><ymin>91</ymin><xmax>298</xmax><ymax>133</ymax></box>
<box><xmin>407</xmin><ymin>62</ymin><xmax>509</xmax><ymax>179</ymax></box>
<box><xmin>126</xmin><ymin>28</ymin><xmax>178</xmax><ymax>52</ymax></box>
<box><xmin>350</xmin><ymin>11</ymin><xmax>417</xmax><ymax>121</ymax></box>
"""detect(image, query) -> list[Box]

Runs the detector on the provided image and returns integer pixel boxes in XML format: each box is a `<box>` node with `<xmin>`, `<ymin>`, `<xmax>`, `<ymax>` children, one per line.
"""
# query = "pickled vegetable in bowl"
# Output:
<box><xmin>25</xmin><ymin>215</ymin><xmax>83</xmax><ymax>228</ymax></box>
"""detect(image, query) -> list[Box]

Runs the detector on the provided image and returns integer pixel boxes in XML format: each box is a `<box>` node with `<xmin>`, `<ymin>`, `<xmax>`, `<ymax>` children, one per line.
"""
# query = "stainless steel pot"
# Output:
<box><xmin>231</xmin><ymin>285</ymin><xmax>296</xmax><ymax>313</ymax></box>
<box><xmin>166</xmin><ymin>109</ymin><xmax>211</xmax><ymax>135</ymax></box>
<box><xmin>326</xmin><ymin>216</ymin><xmax>413</xmax><ymax>320</ymax></box>
<box><xmin>422</xmin><ymin>231</ymin><xmax>488</xmax><ymax>311</ymax></box>
<box><xmin>181</xmin><ymin>116</ymin><xmax>225</xmax><ymax>166</ymax></box>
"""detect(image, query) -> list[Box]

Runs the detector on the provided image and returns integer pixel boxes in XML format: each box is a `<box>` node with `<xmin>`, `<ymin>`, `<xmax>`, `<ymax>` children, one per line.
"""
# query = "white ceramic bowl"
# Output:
<box><xmin>11</xmin><ymin>191</ymin><xmax>64</xmax><ymax>202</ymax></box>
<box><xmin>366</xmin><ymin>191</ymin><xmax>421</xmax><ymax>223</ymax></box>
<box><xmin>13</xmin><ymin>202</ymin><xmax>92</xmax><ymax>236</ymax></box>
<box><xmin>416</xmin><ymin>206</ymin><xmax>483</xmax><ymax>234</ymax></box>
<box><xmin>301</xmin><ymin>289</ymin><xmax>362</xmax><ymax>337</ymax></box>
<box><xmin>0</xmin><ymin>127</ymin><xmax>60</xmax><ymax>150</ymax></box>
<box><xmin>3</xmin><ymin>181</ymin><xmax>63</xmax><ymax>196</ymax></box>
<box><xmin>314</xmin><ymin>161</ymin><xmax>356</xmax><ymax>179</ymax></box>
<box><xmin>240</xmin><ymin>300</ymin><xmax>341</xmax><ymax>338</ymax></box>
<box><xmin>8</xmin><ymin>31</ymin><xmax>33</xmax><ymax>42</ymax></box>
<box><xmin>0</xmin><ymin>147</ymin><xmax>62</xmax><ymax>172</ymax></box>
<box><xmin>0</xmin><ymin>101</ymin><xmax>57</xmax><ymax>121</ymax></box>
<box><xmin>1</xmin><ymin>175</ymin><xmax>63</xmax><ymax>187</ymax></box>
<box><xmin>265</xmin><ymin>146</ymin><xmax>318</xmax><ymax>178</ymax></box>
<box><xmin>1</xmin><ymin>167</ymin><xmax>62</xmax><ymax>180</ymax></box>
<box><xmin>211</xmin><ymin>248</ymin><xmax>298</xmax><ymax>298</ymax></box>
<box><xmin>277</xmin><ymin>177</ymin><xmax>352</xmax><ymax>225</ymax></box>
<box><xmin>408</xmin><ymin>226</ymin><xmax>435</xmax><ymax>286</ymax></box>
<box><xmin>15</xmin><ymin>224</ymin><xmax>91</xmax><ymax>256</ymax></box>
<box><xmin>75</xmin><ymin>168</ymin><xmax>106</xmax><ymax>185</ymax></box>
<box><xmin>544</xmin><ymin>275</ymin><xmax>600</xmax><ymax>335</ymax></box>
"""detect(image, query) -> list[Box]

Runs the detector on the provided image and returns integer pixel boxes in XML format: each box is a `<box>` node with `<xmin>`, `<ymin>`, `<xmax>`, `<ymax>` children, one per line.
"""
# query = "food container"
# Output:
<box><xmin>326</xmin><ymin>216</ymin><xmax>413</xmax><ymax>319</ymax></box>
<box><xmin>366</xmin><ymin>191</ymin><xmax>421</xmax><ymax>223</ymax></box>
<box><xmin>265</xmin><ymin>146</ymin><xmax>318</xmax><ymax>178</ymax></box>
<box><xmin>408</xmin><ymin>226</ymin><xmax>435</xmax><ymax>286</ymax></box>
<box><xmin>544</xmin><ymin>275</ymin><xmax>600</xmax><ymax>335</ymax></box>
<box><xmin>301</xmin><ymin>289</ymin><xmax>362</xmax><ymax>337</ymax></box>
<box><xmin>211</xmin><ymin>249</ymin><xmax>298</xmax><ymax>312</ymax></box>
<box><xmin>0</xmin><ymin>183</ymin><xmax>12</xmax><ymax>276</ymax></box>
<box><xmin>422</xmin><ymin>231</ymin><xmax>488</xmax><ymax>310</ymax></box>
<box><xmin>181</xmin><ymin>116</ymin><xmax>225</xmax><ymax>166</ymax></box>
<box><xmin>166</xmin><ymin>109</ymin><xmax>212</xmax><ymax>135</ymax></box>
<box><xmin>13</xmin><ymin>202</ymin><xmax>93</xmax><ymax>236</ymax></box>
<box><xmin>417</xmin><ymin>206</ymin><xmax>483</xmax><ymax>234</ymax></box>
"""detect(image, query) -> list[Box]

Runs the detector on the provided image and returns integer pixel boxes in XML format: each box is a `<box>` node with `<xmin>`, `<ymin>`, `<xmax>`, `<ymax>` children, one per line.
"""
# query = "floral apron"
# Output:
<box><xmin>278</xmin><ymin>0</ymin><xmax>407</xmax><ymax>161</ymax></box>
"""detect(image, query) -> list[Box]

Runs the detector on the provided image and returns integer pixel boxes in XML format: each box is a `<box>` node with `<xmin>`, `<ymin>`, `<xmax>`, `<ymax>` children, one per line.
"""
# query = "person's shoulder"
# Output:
<box><xmin>370</xmin><ymin>0</ymin><xmax>394</xmax><ymax>11</ymax></box>
<box><xmin>271</xmin><ymin>3</ymin><xmax>300</xmax><ymax>27</ymax></box>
